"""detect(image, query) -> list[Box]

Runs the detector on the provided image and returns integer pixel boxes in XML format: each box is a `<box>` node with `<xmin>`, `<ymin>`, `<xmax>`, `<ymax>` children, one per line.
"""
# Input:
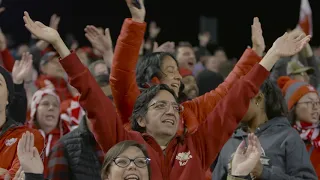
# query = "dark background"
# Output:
<box><xmin>0</xmin><ymin>0</ymin><xmax>319</xmax><ymax>58</ymax></box>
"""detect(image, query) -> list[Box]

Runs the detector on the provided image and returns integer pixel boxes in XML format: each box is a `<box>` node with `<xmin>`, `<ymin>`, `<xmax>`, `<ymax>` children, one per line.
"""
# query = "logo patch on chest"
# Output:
<box><xmin>5</xmin><ymin>138</ymin><xmax>17</xmax><ymax>146</ymax></box>
<box><xmin>175</xmin><ymin>151</ymin><xmax>192</xmax><ymax>166</ymax></box>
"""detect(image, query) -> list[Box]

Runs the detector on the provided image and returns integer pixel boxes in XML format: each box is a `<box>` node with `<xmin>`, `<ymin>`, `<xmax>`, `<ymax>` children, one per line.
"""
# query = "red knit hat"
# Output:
<box><xmin>277</xmin><ymin>76</ymin><xmax>317</xmax><ymax>110</ymax></box>
<box><xmin>179</xmin><ymin>68</ymin><xmax>193</xmax><ymax>77</ymax></box>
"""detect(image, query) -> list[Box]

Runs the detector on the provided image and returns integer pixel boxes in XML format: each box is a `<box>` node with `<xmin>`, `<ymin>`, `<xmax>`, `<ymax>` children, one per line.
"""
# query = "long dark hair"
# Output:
<box><xmin>136</xmin><ymin>52</ymin><xmax>185</xmax><ymax>99</ymax></box>
<box><xmin>101</xmin><ymin>140</ymin><xmax>151</xmax><ymax>179</ymax></box>
<box><xmin>130</xmin><ymin>84</ymin><xmax>178</xmax><ymax>133</ymax></box>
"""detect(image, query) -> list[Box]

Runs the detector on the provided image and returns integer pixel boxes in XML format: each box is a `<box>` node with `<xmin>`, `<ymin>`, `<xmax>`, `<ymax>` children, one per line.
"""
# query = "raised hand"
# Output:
<box><xmin>17</xmin><ymin>131</ymin><xmax>44</xmax><ymax>174</ymax></box>
<box><xmin>0</xmin><ymin>28</ymin><xmax>6</xmax><ymax>51</ymax></box>
<box><xmin>84</xmin><ymin>25</ymin><xmax>113</xmax><ymax>56</ymax></box>
<box><xmin>49</xmin><ymin>14</ymin><xmax>61</xmax><ymax>30</ymax></box>
<box><xmin>231</xmin><ymin>133</ymin><xmax>262</xmax><ymax>176</ymax></box>
<box><xmin>23</xmin><ymin>11</ymin><xmax>60</xmax><ymax>45</ymax></box>
<box><xmin>271</xmin><ymin>32</ymin><xmax>311</xmax><ymax>57</ymax></box>
<box><xmin>125</xmin><ymin>0</ymin><xmax>146</xmax><ymax>23</ymax></box>
<box><xmin>251</xmin><ymin>17</ymin><xmax>265</xmax><ymax>57</ymax></box>
<box><xmin>149</xmin><ymin>21</ymin><xmax>161</xmax><ymax>39</ymax></box>
<box><xmin>153</xmin><ymin>41</ymin><xmax>175</xmax><ymax>54</ymax></box>
<box><xmin>12</xmin><ymin>52</ymin><xmax>33</xmax><ymax>84</ymax></box>
<box><xmin>0</xmin><ymin>168</ymin><xmax>8</xmax><ymax>176</ymax></box>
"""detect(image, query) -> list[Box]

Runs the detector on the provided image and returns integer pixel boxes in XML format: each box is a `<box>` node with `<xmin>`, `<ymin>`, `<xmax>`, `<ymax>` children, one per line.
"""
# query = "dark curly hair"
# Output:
<box><xmin>130</xmin><ymin>84</ymin><xmax>178</xmax><ymax>133</ymax></box>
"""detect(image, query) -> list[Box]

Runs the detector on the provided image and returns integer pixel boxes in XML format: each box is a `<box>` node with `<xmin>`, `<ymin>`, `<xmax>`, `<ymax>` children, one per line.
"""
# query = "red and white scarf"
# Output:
<box><xmin>294</xmin><ymin>121</ymin><xmax>320</xmax><ymax>149</ymax></box>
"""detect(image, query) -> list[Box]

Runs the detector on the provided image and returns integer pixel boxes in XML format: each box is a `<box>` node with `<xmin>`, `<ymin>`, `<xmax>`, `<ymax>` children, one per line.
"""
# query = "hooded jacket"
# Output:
<box><xmin>212</xmin><ymin>117</ymin><xmax>317</xmax><ymax>180</ymax></box>
<box><xmin>110</xmin><ymin>18</ymin><xmax>262</xmax><ymax>134</ymax></box>
<box><xmin>58</xmin><ymin>51</ymin><xmax>269</xmax><ymax>180</ymax></box>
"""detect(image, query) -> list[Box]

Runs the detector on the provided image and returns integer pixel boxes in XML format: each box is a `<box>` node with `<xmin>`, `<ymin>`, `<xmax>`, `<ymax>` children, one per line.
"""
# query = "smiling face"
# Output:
<box><xmin>137</xmin><ymin>90</ymin><xmax>181</xmax><ymax>143</ymax></box>
<box><xmin>105</xmin><ymin>146</ymin><xmax>149</xmax><ymax>180</ymax></box>
<box><xmin>176</xmin><ymin>46</ymin><xmax>196</xmax><ymax>71</ymax></box>
<box><xmin>159</xmin><ymin>56</ymin><xmax>182</xmax><ymax>96</ymax></box>
<box><xmin>296</xmin><ymin>92</ymin><xmax>320</xmax><ymax>124</ymax></box>
<box><xmin>36</xmin><ymin>94</ymin><xmax>60</xmax><ymax>131</ymax></box>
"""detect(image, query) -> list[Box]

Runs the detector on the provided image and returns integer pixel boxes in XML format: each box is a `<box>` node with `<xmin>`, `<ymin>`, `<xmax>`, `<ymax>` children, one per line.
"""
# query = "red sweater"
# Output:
<box><xmin>59</xmin><ymin>52</ymin><xmax>269</xmax><ymax>180</ymax></box>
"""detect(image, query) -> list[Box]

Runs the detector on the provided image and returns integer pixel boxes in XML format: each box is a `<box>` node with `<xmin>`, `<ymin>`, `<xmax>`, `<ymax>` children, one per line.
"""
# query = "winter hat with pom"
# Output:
<box><xmin>277</xmin><ymin>76</ymin><xmax>317</xmax><ymax>110</ymax></box>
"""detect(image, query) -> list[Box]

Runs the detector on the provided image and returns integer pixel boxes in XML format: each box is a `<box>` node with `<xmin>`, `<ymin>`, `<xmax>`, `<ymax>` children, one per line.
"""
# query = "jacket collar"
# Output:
<box><xmin>0</xmin><ymin>118</ymin><xmax>21</xmax><ymax>137</ymax></box>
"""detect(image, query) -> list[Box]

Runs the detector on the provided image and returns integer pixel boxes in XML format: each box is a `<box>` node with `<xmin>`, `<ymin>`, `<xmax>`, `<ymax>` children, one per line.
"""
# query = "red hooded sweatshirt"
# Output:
<box><xmin>59</xmin><ymin>52</ymin><xmax>269</xmax><ymax>180</ymax></box>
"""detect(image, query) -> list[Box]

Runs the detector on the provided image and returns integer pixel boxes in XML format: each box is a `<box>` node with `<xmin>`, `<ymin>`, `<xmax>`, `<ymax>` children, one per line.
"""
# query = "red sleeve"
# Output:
<box><xmin>182</xmin><ymin>48</ymin><xmax>262</xmax><ymax>133</ymax></box>
<box><xmin>0</xmin><ymin>49</ymin><xmax>15</xmax><ymax>72</ymax></box>
<box><xmin>59</xmin><ymin>52</ymin><xmax>129</xmax><ymax>153</ymax></box>
<box><xmin>0</xmin><ymin>129</ymin><xmax>44</xmax><ymax>179</ymax></box>
<box><xmin>191</xmin><ymin>64</ymin><xmax>270</xmax><ymax>169</ymax></box>
<box><xmin>110</xmin><ymin>18</ymin><xmax>146</xmax><ymax>128</ymax></box>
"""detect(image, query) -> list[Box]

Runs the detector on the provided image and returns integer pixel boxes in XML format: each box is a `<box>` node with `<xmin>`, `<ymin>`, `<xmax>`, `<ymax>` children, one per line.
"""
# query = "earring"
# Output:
<box><xmin>256</xmin><ymin>102</ymin><xmax>259</xmax><ymax>106</ymax></box>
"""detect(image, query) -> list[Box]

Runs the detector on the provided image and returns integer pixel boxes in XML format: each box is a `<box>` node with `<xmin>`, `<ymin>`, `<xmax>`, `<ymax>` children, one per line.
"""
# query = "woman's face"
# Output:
<box><xmin>159</xmin><ymin>56</ymin><xmax>182</xmax><ymax>96</ymax></box>
<box><xmin>36</xmin><ymin>94</ymin><xmax>60</xmax><ymax>130</ymax></box>
<box><xmin>105</xmin><ymin>146</ymin><xmax>149</xmax><ymax>180</ymax></box>
<box><xmin>241</xmin><ymin>92</ymin><xmax>264</xmax><ymax>122</ymax></box>
<box><xmin>296</xmin><ymin>92</ymin><xmax>320</xmax><ymax>124</ymax></box>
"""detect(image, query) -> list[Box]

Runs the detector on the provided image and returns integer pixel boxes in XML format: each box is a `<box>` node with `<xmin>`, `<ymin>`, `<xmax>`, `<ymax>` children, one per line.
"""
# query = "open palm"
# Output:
<box><xmin>231</xmin><ymin>134</ymin><xmax>261</xmax><ymax>176</ymax></box>
<box><xmin>17</xmin><ymin>131</ymin><xmax>44</xmax><ymax>174</ymax></box>
<box><xmin>125</xmin><ymin>0</ymin><xmax>146</xmax><ymax>22</ymax></box>
<box><xmin>85</xmin><ymin>25</ymin><xmax>113</xmax><ymax>55</ymax></box>
<box><xmin>251</xmin><ymin>17</ymin><xmax>265</xmax><ymax>56</ymax></box>
<box><xmin>23</xmin><ymin>11</ymin><xmax>60</xmax><ymax>44</ymax></box>
<box><xmin>272</xmin><ymin>32</ymin><xmax>311</xmax><ymax>57</ymax></box>
<box><xmin>12</xmin><ymin>52</ymin><xmax>33</xmax><ymax>84</ymax></box>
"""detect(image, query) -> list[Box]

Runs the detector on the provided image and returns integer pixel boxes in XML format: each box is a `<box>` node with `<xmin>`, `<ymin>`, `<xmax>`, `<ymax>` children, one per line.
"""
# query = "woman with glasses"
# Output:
<box><xmin>101</xmin><ymin>140</ymin><xmax>150</xmax><ymax>180</ymax></box>
<box><xmin>278</xmin><ymin>76</ymin><xmax>320</xmax><ymax>177</ymax></box>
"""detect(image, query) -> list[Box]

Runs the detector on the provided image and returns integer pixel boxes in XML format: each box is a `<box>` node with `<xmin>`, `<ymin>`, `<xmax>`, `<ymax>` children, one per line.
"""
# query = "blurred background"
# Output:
<box><xmin>0</xmin><ymin>0</ymin><xmax>319</xmax><ymax>58</ymax></box>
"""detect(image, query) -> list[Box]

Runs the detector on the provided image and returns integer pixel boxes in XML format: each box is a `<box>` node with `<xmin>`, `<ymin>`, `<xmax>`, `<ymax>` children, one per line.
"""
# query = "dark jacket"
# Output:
<box><xmin>25</xmin><ymin>173</ymin><xmax>45</xmax><ymax>180</ymax></box>
<box><xmin>212</xmin><ymin>117</ymin><xmax>317</xmax><ymax>180</ymax></box>
<box><xmin>8</xmin><ymin>83</ymin><xmax>27</xmax><ymax>124</ymax></box>
<box><xmin>48</xmin><ymin>117</ymin><xmax>102</xmax><ymax>180</ymax></box>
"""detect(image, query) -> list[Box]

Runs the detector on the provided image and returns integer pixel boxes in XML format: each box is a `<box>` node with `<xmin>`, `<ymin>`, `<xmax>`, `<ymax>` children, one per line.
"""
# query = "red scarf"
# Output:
<box><xmin>293</xmin><ymin>121</ymin><xmax>320</xmax><ymax>149</ymax></box>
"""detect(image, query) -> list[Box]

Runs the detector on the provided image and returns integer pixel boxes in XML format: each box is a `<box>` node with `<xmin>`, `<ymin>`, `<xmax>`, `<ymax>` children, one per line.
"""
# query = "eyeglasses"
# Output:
<box><xmin>297</xmin><ymin>101</ymin><xmax>320</xmax><ymax>108</ymax></box>
<box><xmin>148</xmin><ymin>100</ymin><xmax>184</xmax><ymax>113</ymax></box>
<box><xmin>113</xmin><ymin>157</ymin><xmax>150</xmax><ymax>168</ymax></box>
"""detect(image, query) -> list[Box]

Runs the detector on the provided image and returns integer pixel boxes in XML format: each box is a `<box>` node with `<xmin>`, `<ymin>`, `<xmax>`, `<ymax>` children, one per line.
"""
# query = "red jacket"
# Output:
<box><xmin>307</xmin><ymin>145</ymin><xmax>320</xmax><ymax>178</ymax></box>
<box><xmin>0</xmin><ymin>119</ymin><xmax>44</xmax><ymax>179</ymax></box>
<box><xmin>110</xmin><ymin>18</ymin><xmax>262</xmax><ymax>134</ymax></box>
<box><xmin>59</xmin><ymin>52</ymin><xmax>269</xmax><ymax>180</ymax></box>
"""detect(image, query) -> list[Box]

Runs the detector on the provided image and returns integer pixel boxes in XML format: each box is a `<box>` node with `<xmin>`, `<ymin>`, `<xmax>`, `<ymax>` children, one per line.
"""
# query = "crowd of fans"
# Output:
<box><xmin>0</xmin><ymin>0</ymin><xmax>320</xmax><ymax>179</ymax></box>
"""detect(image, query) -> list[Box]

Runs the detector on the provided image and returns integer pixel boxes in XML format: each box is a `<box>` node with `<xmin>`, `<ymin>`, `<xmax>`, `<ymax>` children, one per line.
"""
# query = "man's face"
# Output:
<box><xmin>138</xmin><ymin>90</ymin><xmax>181</xmax><ymax>141</ymax></box>
<box><xmin>176</xmin><ymin>47</ymin><xmax>196</xmax><ymax>71</ymax></box>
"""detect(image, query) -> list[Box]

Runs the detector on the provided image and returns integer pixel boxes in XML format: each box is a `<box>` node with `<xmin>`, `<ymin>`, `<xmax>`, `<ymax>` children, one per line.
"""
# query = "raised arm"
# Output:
<box><xmin>110</xmin><ymin>0</ymin><xmax>146</xmax><ymax>127</ymax></box>
<box><xmin>192</xmin><ymin>30</ymin><xmax>311</xmax><ymax>170</ymax></box>
<box><xmin>182</xmin><ymin>18</ymin><xmax>265</xmax><ymax>133</ymax></box>
<box><xmin>23</xmin><ymin>11</ymin><xmax>128</xmax><ymax>152</ymax></box>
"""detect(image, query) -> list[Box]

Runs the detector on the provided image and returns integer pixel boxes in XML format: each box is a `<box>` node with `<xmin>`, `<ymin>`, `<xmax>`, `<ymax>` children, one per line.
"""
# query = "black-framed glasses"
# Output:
<box><xmin>148</xmin><ymin>100</ymin><xmax>184</xmax><ymax>113</ymax></box>
<box><xmin>297</xmin><ymin>101</ymin><xmax>320</xmax><ymax>108</ymax></box>
<box><xmin>113</xmin><ymin>157</ymin><xmax>150</xmax><ymax>168</ymax></box>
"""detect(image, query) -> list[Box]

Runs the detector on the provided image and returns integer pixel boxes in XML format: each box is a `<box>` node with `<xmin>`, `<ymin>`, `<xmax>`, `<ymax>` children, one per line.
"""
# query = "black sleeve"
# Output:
<box><xmin>9</xmin><ymin>83</ymin><xmax>27</xmax><ymax>124</ymax></box>
<box><xmin>25</xmin><ymin>173</ymin><xmax>45</xmax><ymax>180</ymax></box>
